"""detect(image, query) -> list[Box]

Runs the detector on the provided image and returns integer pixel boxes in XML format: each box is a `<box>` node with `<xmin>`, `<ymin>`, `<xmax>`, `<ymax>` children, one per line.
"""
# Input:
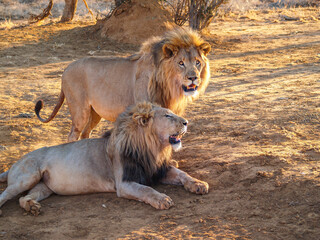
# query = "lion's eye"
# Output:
<box><xmin>165</xmin><ymin>114</ymin><xmax>172</xmax><ymax>118</ymax></box>
<box><xmin>196</xmin><ymin>60</ymin><xmax>201</xmax><ymax>66</ymax></box>
<box><xmin>178</xmin><ymin>61</ymin><xmax>185</xmax><ymax>67</ymax></box>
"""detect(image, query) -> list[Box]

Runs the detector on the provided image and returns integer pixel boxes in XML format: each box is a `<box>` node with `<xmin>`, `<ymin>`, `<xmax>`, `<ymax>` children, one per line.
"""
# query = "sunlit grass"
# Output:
<box><xmin>0</xmin><ymin>18</ymin><xmax>15</xmax><ymax>30</ymax></box>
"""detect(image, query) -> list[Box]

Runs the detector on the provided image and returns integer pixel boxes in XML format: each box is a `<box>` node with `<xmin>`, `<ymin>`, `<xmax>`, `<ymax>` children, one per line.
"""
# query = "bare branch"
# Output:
<box><xmin>29</xmin><ymin>0</ymin><xmax>53</xmax><ymax>24</ymax></box>
<box><xmin>82</xmin><ymin>0</ymin><xmax>94</xmax><ymax>18</ymax></box>
<box><xmin>165</xmin><ymin>0</ymin><xmax>226</xmax><ymax>30</ymax></box>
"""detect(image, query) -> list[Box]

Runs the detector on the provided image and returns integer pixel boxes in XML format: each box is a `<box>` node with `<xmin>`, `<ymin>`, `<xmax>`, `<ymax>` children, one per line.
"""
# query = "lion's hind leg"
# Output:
<box><xmin>80</xmin><ymin>107</ymin><xmax>101</xmax><ymax>139</ymax></box>
<box><xmin>0</xmin><ymin>170</ymin><xmax>41</xmax><ymax>214</ymax></box>
<box><xmin>67</xmin><ymin>106</ymin><xmax>91</xmax><ymax>142</ymax></box>
<box><xmin>19</xmin><ymin>182</ymin><xmax>53</xmax><ymax>216</ymax></box>
<box><xmin>161</xmin><ymin>167</ymin><xmax>209</xmax><ymax>195</ymax></box>
<box><xmin>65</xmin><ymin>91</ymin><xmax>92</xmax><ymax>142</ymax></box>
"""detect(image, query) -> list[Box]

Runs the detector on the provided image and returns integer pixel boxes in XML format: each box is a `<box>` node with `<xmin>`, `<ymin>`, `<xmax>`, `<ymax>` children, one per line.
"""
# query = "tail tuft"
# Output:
<box><xmin>35</xmin><ymin>100</ymin><xmax>44</xmax><ymax>116</ymax></box>
<box><xmin>34</xmin><ymin>90</ymin><xmax>65</xmax><ymax>123</ymax></box>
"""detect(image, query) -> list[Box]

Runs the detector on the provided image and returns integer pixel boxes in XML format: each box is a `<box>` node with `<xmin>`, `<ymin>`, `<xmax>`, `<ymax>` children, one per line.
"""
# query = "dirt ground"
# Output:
<box><xmin>0</xmin><ymin>7</ymin><xmax>320</xmax><ymax>240</ymax></box>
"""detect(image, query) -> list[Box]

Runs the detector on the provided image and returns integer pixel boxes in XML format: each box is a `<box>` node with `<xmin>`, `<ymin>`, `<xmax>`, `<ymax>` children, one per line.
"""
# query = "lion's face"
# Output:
<box><xmin>173</xmin><ymin>47</ymin><xmax>206</xmax><ymax>97</ymax></box>
<box><xmin>160</xmin><ymin>39</ymin><xmax>211</xmax><ymax>99</ymax></box>
<box><xmin>152</xmin><ymin>107</ymin><xmax>188</xmax><ymax>151</ymax></box>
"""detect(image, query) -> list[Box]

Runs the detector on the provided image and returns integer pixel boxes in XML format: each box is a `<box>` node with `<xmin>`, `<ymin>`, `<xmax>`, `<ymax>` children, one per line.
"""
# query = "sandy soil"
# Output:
<box><xmin>0</xmin><ymin>7</ymin><xmax>320</xmax><ymax>239</ymax></box>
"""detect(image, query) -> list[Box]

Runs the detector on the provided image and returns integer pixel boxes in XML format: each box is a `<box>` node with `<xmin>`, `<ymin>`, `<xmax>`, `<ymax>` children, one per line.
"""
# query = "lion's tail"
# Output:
<box><xmin>35</xmin><ymin>89</ymin><xmax>65</xmax><ymax>123</ymax></box>
<box><xmin>0</xmin><ymin>170</ymin><xmax>8</xmax><ymax>182</ymax></box>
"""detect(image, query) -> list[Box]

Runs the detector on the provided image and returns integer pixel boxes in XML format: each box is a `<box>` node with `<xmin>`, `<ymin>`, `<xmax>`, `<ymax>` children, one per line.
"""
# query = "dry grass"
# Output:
<box><xmin>216</xmin><ymin>6</ymin><xmax>319</xmax><ymax>23</ymax></box>
<box><xmin>0</xmin><ymin>0</ymin><xmax>112</xmax><ymax>22</ymax></box>
<box><xmin>0</xmin><ymin>18</ymin><xmax>15</xmax><ymax>29</ymax></box>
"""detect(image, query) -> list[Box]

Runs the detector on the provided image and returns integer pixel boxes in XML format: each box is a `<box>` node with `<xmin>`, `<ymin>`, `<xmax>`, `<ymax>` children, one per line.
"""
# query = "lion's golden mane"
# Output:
<box><xmin>135</xmin><ymin>28</ymin><xmax>211</xmax><ymax>115</ymax></box>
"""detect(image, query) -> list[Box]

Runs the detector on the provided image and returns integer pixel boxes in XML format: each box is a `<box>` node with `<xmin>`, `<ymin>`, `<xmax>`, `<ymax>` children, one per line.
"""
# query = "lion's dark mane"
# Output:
<box><xmin>121</xmin><ymin>146</ymin><xmax>171</xmax><ymax>186</ymax></box>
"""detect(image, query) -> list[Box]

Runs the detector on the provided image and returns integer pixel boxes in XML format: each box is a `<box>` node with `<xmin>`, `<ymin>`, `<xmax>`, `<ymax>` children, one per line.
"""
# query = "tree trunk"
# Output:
<box><xmin>61</xmin><ymin>0</ymin><xmax>78</xmax><ymax>22</ymax></box>
<box><xmin>189</xmin><ymin>0</ymin><xmax>196</xmax><ymax>30</ymax></box>
<box><xmin>188</xmin><ymin>0</ymin><xmax>225</xmax><ymax>31</ymax></box>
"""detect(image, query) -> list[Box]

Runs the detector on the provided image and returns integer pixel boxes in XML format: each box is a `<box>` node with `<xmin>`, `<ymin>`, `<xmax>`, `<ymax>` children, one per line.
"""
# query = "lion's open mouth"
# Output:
<box><xmin>182</xmin><ymin>83</ymin><xmax>198</xmax><ymax>92</ymax></box>
<box><xmin>169</xmin><ymin>132</ymin><xmax>185</xmax><ymax>145</ymax></box>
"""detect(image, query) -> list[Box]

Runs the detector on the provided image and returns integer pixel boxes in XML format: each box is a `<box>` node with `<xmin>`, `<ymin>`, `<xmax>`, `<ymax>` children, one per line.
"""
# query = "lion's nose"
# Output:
<box><xmin>183</xmin><ymin>120</ymin><xmax>188</xmax><ymax>126</ymax></box>
<box><xmin>188</xmin><ymin>76</ymin><xmax>198</xmax><ymax>82</ymax></box>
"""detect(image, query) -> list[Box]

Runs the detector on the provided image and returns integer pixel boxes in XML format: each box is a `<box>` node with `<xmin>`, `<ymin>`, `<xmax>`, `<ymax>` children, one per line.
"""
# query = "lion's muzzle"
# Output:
<box><xmin>182</xmin><ymin>84</ymin><xmax>198</xmax><ymax>92</ymax></box>
<box><xmin>169</xmin><ymin>121</ymin><xmax>187</xmax><ymax>146</ymax></box>
<box><xmin>182</xmin><ymin>76</ymin><xmax>201</xmax><ymax>94</ymax></box>
<box><xmin>169</xmin><ymin>134</ymin><xmax>182</xmax><ymax>145</ymax></box>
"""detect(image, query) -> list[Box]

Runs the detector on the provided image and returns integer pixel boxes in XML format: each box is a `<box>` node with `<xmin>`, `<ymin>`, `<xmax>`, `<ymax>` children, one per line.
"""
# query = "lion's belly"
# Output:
<box><xmin>89</xmin><ymin>86</ymin><xmax>135</xmax><ymax>121</ymax></box>
<box><xmin>91</xmin><ymin>99</ymin><xmax>130</xmax><ymax>122</ymax></box>
<box><xmin>40</xmin><ymin>139</ymin><xmax>116</xmax><ymax>195</ymax></box>
<box><xmin>44</xmin><ymin>166</ymin><xmax>116</xmax><ymax>195</ymax></box>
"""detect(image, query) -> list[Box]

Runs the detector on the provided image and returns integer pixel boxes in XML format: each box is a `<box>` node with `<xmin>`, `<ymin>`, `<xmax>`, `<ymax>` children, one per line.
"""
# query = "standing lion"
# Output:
<box><xmin>35</xmin><ymin>28</ymin><xmax>211</xmax><ymax>142</ymax></box>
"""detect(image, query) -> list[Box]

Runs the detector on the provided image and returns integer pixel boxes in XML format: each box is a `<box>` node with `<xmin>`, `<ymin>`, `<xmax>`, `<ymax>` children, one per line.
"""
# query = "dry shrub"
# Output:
<box><xmin>162</xmin><ymin>0</ymin><xmax>227</xmax><ymax>30</ymax></box>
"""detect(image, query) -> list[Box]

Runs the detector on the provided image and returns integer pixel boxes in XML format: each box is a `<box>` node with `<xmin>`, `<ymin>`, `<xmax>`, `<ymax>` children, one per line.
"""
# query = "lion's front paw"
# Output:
<box><xmin>184</xmin><ymin>180</ymin><xmax>209</xmax><ymax>195</ymax></box>
<box><xmin>19</xmin><ymin>197</ymin><xmax>41</xmax><ymax>216</ymax></box>
<box><xmin>150</xmin><ymin>194</ymin><xmax>174</xmax><ymax>210</ymax></box>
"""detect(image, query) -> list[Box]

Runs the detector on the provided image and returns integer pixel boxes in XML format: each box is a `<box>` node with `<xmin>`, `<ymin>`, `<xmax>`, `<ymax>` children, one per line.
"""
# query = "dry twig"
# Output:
<box><xmin>29</xmin><ymin>0</ymin><xmax>94</xmax><ymax>24</ymax></box>
<box><xmin>82</xmin><ymin>0</ymin><xmax>94</xmax><ymax>18</ymax></box>
<box><xmin>29</xmin><ymin>0</ymin><xmax>53</xmax><ymax>23</ymax></box>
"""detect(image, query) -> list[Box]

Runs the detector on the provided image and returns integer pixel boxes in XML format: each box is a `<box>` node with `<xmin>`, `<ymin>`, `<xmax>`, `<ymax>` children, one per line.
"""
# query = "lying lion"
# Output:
<box><xmin>35</xmin><ymin>28</ymin><xmax>211</xmax><ymax>142</ymax></box>
<box><xmin>0</xmin><ymin>102</ymin><xmax>209</xmax><ymax>215</ymax></box>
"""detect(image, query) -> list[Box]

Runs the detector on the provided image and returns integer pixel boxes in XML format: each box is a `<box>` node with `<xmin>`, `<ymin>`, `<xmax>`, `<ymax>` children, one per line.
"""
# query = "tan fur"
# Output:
<box><xmin>35</xmin><ymin>28</ymin><xmax>211</xmax><ymax>142</ymax></box>
<box><xmin>0</xmin><ymin>102</ymin><xmax>209</xmax><ymax>215</ymax></box>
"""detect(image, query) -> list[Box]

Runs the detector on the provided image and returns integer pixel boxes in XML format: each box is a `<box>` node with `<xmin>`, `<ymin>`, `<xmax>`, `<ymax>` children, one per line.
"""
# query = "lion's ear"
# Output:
<box><xmin>162</xmin><ymin>43</ymin><xmax>179</xmax><ymax>58</ymax></box>
<box><xmin>199</xmin><ymin>42</ymin><xmax>211</xmax><ymax>56</ymax></box>
<box><xmin>133</xmin><ymin>112</ymin><xmax>153</xmax><ymax>127</ymax></box>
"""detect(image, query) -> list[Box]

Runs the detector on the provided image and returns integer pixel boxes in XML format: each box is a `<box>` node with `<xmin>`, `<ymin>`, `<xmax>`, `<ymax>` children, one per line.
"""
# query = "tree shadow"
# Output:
<box><xmin>0</xmin><ymin>22</ymin><xmax>138</xmax><ymax>70</ymax></box>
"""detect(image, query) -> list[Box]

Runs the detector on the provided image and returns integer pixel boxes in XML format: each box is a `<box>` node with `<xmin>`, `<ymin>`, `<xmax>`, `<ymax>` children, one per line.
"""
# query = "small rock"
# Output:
<box><xmin>307</xmin><ymin>212</ymin><xmax>319</xmax><ymax>219</ymax></box>
<box><xmin>15</xmin><ymin>113</ymin><xmax>33</xmax><ymax>118</ymax></box>
<box><xmin>0</xmin><ymin>146</ymin><xmax>7</xmax><ymax>151</ymax></box>
<box><xmin>275</xmin><ymin>97</ymin><xmax>288</xmax><ymax>101</ymax></box>
<box><xmin>250</xmin><ymin>209</ymin><xmax>262</xmax><ymax>217</ymax></box>
<box><xmin>102</xmin><ymin>204</ymin><xmax>106</xmax><ymax>208</ymax></box>
<box><xmin>88</xmin><ymin>51</ymin><xmax>96</xmax><ymax>56</ymax></box>
<box><xmin>288</xmin><ymin>201</ymin><xmax>299</xmax><ymax>206</ymax></box>
<box><xmin>257</xmin><ymin>171</ymin><xmax>273</xmax><ymax>178</ymax></box>
<box><xmin>274</xmin><ymin>180</ymin><xmax>281</xmax><ymax>187</ymax></box>
<box><xmin>281</xmin><ymin>15</ymin><xmax>300</xmax><ymax>21</ymax></box>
